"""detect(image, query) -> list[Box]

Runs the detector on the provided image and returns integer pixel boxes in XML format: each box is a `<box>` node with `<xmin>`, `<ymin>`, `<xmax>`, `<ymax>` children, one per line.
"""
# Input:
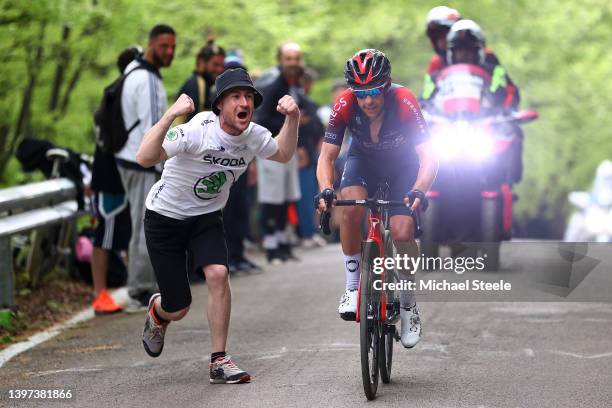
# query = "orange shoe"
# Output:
<box><xmin>92</xmin><ymin>289</ymin><xmax>122</xmax><ymax>315</ymax></box>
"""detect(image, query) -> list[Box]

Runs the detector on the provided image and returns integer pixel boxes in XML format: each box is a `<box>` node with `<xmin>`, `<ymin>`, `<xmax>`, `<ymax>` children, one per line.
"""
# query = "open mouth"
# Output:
<box><xmin>237</xmin><ymin>112</ymin><xmax>248</xmax><ymax>120</ymax></box>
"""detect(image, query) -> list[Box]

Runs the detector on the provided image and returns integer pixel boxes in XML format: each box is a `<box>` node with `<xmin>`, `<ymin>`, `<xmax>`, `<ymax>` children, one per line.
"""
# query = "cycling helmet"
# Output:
<box><xmin>426</xmin><ymin>6</ymin><xmax>461</xmax><ymax>55</ymax></box>
<box><xmin>344</xmin><ymin>49</ymin><xmax>391</xmax><ymax>88</ymax></box>
<box><xmin>446</xmin><ymin>19</ymin><xmax>486</xmax><ymax>65</ymax></box>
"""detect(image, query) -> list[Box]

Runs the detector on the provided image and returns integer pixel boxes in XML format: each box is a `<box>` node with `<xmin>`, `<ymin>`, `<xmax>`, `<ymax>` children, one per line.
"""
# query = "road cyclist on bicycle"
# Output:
<box><xmin>316</xmin><ymin>49</ymin><xmax>438</xmax><ymax>348</ymax></box>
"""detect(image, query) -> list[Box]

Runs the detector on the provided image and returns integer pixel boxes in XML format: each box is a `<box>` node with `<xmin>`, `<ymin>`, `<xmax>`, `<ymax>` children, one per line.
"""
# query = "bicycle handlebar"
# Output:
<box><xmin>318</xmin><ymin>199</ymin><xmax>423</xmax><ymax>238</ymax></box>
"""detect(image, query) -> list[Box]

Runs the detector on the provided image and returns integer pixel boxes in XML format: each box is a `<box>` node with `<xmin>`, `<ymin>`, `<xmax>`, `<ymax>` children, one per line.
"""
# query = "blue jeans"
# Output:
<box><xmin>297</xmin><ymin>165</ymin><xmax>317</xmax><ymax>238</ymax></box>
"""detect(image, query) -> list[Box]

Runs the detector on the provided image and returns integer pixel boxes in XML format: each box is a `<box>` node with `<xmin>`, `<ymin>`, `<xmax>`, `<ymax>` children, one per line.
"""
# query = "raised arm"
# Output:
<box><xmin>267</xmin><ymin>95</ymin><xmax>300</xmax><ymax>163</ymax></box>
<box><xmin>136</xmin><ymin>94</ymin><xmax>195</xmax><ymax>168</ymax></box>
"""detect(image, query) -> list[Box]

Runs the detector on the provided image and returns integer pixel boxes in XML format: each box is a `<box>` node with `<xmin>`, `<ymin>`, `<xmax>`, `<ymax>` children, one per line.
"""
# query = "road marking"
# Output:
<box><xmin>548</xmin><ymin>350</ymin><xmax>612</xmax><ymax>359</ymax></box>
<box><xmin>0</xmin><ymin>288</ymin><xmax>130</xmax><ymax>369</ymax></box>
<box><xmin>29</xmin><ymin>366</ymin><xmax>104</xmax><ymax>377</ymax></box>
<box><xmin>0</xmin><ymin>308</ymin><xmax>93</xmax><ymax>368</ymax></box>
<box><xmin>254</xmin><ymin>346</ymin><xmax>288</xmax><ymax>360</ymax></box>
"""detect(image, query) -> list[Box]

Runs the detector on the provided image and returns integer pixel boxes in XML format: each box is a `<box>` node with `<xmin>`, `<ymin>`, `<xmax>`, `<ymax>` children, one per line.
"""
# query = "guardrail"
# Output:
<box><xmin>0</xmin><ymin>178</ymin><xmax>78</xmax><ymax>308</ymax></box>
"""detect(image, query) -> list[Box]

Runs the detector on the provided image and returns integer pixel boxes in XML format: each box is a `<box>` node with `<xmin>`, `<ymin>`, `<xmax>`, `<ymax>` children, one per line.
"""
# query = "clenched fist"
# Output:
<box><xmin>276</xmin><ymin>95</ymin><xmax>300</xmax><ymax>119</ymax></box>
<box><xmin>170</xmin><ymin>93</ymin><xmax>195</xmax><ymax>118</ymax></box>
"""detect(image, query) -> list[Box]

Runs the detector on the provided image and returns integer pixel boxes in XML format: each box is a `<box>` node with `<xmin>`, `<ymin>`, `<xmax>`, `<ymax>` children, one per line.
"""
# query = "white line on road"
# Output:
<box><xmin>29</xmin><ymin>366</ymin><xmax>105</xmax><ymax>377</ymax></box>
<box><xmin>0</xmin><ymin>308</ymin><xmax>94</xmax><ymax>368</ymax></box>
<box><xmin>548</xmin><ymin>350</ymin><xmax>612</xmax><ymax>359</ymax></box>
<box><xmin>0</xmin><ymin>288</ymin><xmax>131</xmax><ymax>369</ymax></box>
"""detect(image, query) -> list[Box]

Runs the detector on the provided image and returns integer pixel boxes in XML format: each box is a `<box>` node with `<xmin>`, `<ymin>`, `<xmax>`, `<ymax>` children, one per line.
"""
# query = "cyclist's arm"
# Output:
<box><xmin>137</xmin><ymin>94</ymin><xmax>194</xmax><ymax>167</ymax></box>
<box><xmin>317</xmin><ymin>142</ymin><xmax>341</xmax><ymax>191</ymax></box>
<box><xmin>317</xmin><ymin>89</ymin><xmax>352</xmax><ymax>191</ymax></box>
<box><xmin>412</xmin><ymin>140</ymin><xmax>438</xmax><ymax>195</ymax></box>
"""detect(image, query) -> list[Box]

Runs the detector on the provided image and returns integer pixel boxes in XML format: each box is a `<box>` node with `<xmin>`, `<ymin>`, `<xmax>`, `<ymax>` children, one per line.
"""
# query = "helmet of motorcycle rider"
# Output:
<box><xmin>446</xmin><ymin>19</ymin><xmax>486</xmax><ymax>66</ymax></box>
<box><xmin>426</xmin><ymin>6</ymin><xmax>461</xmax><ymax>57</ymax></box>
<box><xmin>344</xmin><ymin>49</ymin><xmax>391</xmax><ymax>89</ymax></box>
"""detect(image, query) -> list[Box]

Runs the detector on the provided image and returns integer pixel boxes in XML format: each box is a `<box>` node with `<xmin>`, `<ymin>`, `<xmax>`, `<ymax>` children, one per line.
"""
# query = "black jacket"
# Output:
<box><xmin>176</xmin><ymin>72</ymin><xmax>215</xmax><ymax>122</ymax></box>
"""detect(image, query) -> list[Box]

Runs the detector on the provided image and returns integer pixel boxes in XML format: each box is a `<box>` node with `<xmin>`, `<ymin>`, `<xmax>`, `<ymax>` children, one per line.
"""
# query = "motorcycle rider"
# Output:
<box><xmin>424</xmin><ymin>18</ymin><xmax>523</xmax><ymax>184</ymax></box>
<box><xmin>423</xmin><ymin>9</ymin><xmax>520</xmax><ymax>112</ymax></box>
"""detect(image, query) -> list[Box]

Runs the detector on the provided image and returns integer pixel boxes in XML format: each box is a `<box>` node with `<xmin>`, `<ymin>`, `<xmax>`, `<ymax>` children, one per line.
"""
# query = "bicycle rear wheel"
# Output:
<box><xmin>360</xmin><ymin>240</ymin><xmax>381</xmax><ymax>400</ymax></box>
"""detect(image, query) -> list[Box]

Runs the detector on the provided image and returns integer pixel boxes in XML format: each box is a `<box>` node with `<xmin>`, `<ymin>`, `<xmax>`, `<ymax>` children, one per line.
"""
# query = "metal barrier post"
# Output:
<box><xmin>0</xmin><ymin>236</ymin><xmax>14</xmax><ymax>308</ymax></box>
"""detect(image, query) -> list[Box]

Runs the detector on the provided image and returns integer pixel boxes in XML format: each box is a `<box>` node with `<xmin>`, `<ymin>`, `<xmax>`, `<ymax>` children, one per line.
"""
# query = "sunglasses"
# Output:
<box><xmin>352</xmin><ymin>85</ymin><xmax>385</xmax><ymax>99</ymax></box>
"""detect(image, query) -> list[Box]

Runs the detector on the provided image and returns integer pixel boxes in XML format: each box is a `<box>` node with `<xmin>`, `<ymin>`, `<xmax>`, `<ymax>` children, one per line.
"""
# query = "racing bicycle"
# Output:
<box><xmin>319</xmin><ymin>182</ymin><xmax>423</xmax><ymax>400</ymax></box>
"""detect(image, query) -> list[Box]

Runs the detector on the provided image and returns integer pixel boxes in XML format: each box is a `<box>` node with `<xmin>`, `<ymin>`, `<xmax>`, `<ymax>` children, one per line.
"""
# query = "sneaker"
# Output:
<box><xmin>279</xmin><ymin>243</ymin><xmax>300</xmax><ymax>262</ymax></box>
<box><xmin>142</xmin><ymin>293</ymin><xmax>168</xmax><ymax>358</ymax></box>
<box><xmin>228</xmin><ymin>260</ymin><xmax>249</xmax><ymax>274</ymax></box>
<box><xmin>338</xmin><ymin>289</ymin><xmax>358</xmax><ymax>321</ymax></box>
<box><xmin>237</xmin><ymin>256</ymin><xmax>263</xmax><ymax>274</ymax></box>
<box><xmin>400</xmin><ymin>304</ymin><xmax>422</xmax><ymax>348</ymax></box>
<box><xmin>92</xmin><ymin>289</ymin><xmax>122</xmax><ymax>315</ymax></box>
<box><xmin>124</xmin><ymin>291</ymin><xmax>151</xmax><ymax>314</ymax></box>
<box><xmin>312</xmin><ymin>234</ymin><xmax>327</xmax><ymax>247</ymax></box>
<box><xmin>301</xmin><ymin>238</ymin><xmax>318</xmax><ymax>249</ymax></box>
<box><xmin>266</xmin><ymin>249</ymin><xmax>283</xmax><ymax>265</ymax></box>
<box><xmin>209</xmin><ymin>355</ymin><xmax>251</xmax><ymax>384</ymax></box>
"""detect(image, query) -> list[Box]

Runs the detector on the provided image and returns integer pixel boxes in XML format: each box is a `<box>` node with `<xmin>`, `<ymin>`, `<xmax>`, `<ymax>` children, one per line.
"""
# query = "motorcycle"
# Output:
<box><xmin>420</xmin><ymin>63</ymin><xmax>538</xmax><ymax>270</ymax></box>
<box><xmin>564</xmin><ymin>160</ymin><xmax>612</xmax><ymax>242</ymax></box>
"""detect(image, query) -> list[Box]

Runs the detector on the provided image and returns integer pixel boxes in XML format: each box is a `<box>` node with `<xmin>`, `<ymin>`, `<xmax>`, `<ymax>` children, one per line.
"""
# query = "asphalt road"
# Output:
<box><xmin>1</xmin><ymin>243</ymin><xmax>611</xmax><ymax>408</ymax></box>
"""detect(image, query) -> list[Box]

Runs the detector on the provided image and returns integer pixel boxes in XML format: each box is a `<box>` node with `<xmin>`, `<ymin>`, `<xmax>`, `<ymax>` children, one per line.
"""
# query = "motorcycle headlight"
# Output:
<box><xmin>431</xmin><ymin>130</ymin><xmax>461</xmax><ymax>160</ymax></box>
<box><xmin>465</xmin><ymin>131</ymin><xmax>494</xmax><ymax>160</ymax></box>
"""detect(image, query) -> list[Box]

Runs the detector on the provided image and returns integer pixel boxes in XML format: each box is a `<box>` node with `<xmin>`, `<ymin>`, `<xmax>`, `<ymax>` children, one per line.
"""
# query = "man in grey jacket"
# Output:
<box><xmin>114</xmin><ymin>24</ymin><xmax>176</xmax><ymax>309</ymax></box>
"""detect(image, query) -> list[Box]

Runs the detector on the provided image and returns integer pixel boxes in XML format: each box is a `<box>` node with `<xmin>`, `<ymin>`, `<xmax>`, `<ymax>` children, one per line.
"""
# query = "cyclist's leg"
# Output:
<box><xmin>339</xmin><ymin>154</ymin><xmax>373</xmax><ymax>288</ymax></box>
<box><xmin>389</xmin><ymin>215</ymin><xmax>418</xmax><ymax>308</ymax></box>
<box><xmin>388</xmin><ymin>163</ymin><xmax>420</xmax><ymax>307</ymax></box>
<box><xmin>389</xmin><ymin>168</ymin><xmax>422</xmax><ymax>347</ymax></box>
<box><xmin>337</xmin><ymin>155</ymin><xmax>372</xmax><ymax>319</ymax></box>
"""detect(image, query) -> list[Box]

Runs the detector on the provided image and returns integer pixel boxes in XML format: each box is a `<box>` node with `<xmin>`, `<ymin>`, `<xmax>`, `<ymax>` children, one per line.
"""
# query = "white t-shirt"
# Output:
<box><xmin>146</xmin><ymin>111</ymin><xmax>278</xmax><ymax>219</ymax></box>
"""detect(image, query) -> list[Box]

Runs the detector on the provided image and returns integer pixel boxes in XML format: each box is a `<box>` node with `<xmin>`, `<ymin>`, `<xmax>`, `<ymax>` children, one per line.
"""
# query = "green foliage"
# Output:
<box><xmin>0</xmin><ymin>0</ymin><xmax>611</xmax><ymax>232</ymax></box>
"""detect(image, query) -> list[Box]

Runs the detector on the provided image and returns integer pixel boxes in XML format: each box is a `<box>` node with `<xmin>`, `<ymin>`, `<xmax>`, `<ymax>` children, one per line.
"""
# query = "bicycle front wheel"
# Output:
<box><xmin>379</xmin><ymin>230</ymin><xmax>396</xmax><ymax>384</ymax></box>
<box><xmin>360</xmin><ymin>240</ymin><xmax>381</xmax><ymax>400</ymax></box>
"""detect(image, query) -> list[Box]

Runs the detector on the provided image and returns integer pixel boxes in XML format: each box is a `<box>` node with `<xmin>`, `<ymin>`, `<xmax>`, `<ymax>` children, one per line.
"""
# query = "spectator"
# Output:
<box><xmin>253</xmin><ymin>42</ymin><xmax>304</xmax><ymax>264</ymax></box>
<box><xmin>114</xmin><ymin>24</ymin><xmax>176</xmax><ymax>310</ymax></box>
<box><xmin>88</xmin><ymin>47</ymin><xmax>143</xmax><ymax>314</ymax></box>
<box><xmin>176</xmin><ymin>39</ymin><xmax>226</xmax><ymax>123</ymax></box>
<box><xmin>224</xmin><ymin>48</ymin><xmax>245</xmax><ymax>70</ymax></box>
<box><xmin>296</xmin><ymin>67</ymin><xmax>326</xmax><ymax>248</ymax></box>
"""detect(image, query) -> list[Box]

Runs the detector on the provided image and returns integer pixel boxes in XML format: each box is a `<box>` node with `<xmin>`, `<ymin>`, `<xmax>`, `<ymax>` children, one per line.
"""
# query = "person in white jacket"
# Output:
<box><xmin>114</xmin><ymin>24</ymin><xmax>176</xmax><ymax>309</ymax></box>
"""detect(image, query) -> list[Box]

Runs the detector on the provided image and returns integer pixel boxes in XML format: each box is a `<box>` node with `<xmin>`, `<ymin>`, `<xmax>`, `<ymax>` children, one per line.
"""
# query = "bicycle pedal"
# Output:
<box><xmin>393</xmin><ymin>328</ymin><xmax>401</xmax><ymax>342</ymax></box>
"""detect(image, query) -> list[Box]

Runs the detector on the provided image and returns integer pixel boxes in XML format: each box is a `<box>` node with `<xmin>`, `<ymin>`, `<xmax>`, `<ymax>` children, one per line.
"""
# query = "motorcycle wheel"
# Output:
<box><xmin>420</xmin><ymin>197</ymin><xmax>439</xmax><ymax>262</ymax></box>
<box><xmin>481</xmin><ymin>195</ymin><xmax>501</xmax><ymax>271</ymax></box>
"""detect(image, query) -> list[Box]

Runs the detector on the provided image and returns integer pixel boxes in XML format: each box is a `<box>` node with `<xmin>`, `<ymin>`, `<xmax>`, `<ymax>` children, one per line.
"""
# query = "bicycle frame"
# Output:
<box><xmin>356</xmin><ymin>208</ymin><xmax>386</xmax><ymax>323</ymax></box>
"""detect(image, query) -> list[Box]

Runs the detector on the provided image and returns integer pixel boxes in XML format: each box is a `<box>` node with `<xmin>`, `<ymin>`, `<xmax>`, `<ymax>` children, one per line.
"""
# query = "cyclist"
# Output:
<box><xmin>316</xmin><ymin>49</ymin><xmax>438</xmax><ymax>348</ymax></box>
<box><xmin>136</xmin><ymin>68</ymin><xmax>299</xmax><ymax>383</ymax></box>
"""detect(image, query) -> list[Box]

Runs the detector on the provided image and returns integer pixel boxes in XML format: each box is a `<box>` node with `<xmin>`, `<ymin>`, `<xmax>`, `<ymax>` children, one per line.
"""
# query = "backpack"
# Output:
<box><xmin>94</xmin><ymin>66</ymin><xmax>145</xmax><ymax>153</ymax></box>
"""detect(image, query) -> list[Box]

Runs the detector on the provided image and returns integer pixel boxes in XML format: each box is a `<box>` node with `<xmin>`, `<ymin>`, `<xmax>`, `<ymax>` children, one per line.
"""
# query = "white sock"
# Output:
<box><xmin>344</xmin><ymin>254</ymin><xmax>360</xmax><ymax>290</ymax></box>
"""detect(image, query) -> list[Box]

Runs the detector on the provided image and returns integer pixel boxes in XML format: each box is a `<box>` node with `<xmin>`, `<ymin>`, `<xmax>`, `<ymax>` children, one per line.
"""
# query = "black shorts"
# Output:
<box><xmin>93</xmin><ymin>192</ymin><xmax>131</xmax><ymax>250</ymax></box>
<box><xmin>144</xmin><ymin>209</ymin><xmax>228</xmax><ymax>312</ymax></box>
<box><xmin>339</xmin><ymin>153</ymin><xmax>418</xmax><ymax>217</ymax></box>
